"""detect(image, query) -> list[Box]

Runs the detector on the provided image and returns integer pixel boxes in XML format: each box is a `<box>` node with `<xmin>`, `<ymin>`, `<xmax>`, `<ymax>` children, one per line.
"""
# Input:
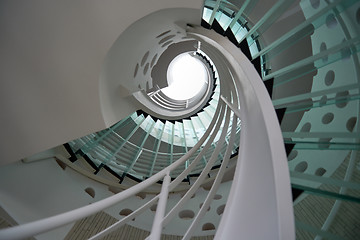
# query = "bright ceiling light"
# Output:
<box><xmin>162</xmin><ymin>53</ymin><xmax>208</xmax><ymax>101</ymax></box>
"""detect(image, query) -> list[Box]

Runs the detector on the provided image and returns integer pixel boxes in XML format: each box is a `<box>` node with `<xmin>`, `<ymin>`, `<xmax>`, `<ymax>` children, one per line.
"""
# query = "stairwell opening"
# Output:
<box><xmin>162</xmin><ymin>53</ymin><xmax>208</xmax><ymax>101</ymax></box>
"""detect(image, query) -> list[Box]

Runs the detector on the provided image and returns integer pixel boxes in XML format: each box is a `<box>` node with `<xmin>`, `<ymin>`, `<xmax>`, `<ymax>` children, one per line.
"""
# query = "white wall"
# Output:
<box><xmin>0</xmin><ymin>0</ymin><xmax>203</xmax><ymax>165</ymax></box>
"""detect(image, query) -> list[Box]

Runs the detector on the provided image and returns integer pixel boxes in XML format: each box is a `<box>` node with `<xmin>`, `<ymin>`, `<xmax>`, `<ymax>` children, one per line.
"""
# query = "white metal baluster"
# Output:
<box><xmin>149</xmin><ymin>172</ymin><xmax>171</xmax><ymax>240</ymax></box>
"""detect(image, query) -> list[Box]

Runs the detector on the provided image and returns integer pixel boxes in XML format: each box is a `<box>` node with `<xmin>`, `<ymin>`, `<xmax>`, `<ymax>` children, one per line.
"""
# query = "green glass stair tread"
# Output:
<box><xmin>131</xmin><ymin>156</ymin><xmax>159</xmax><ymax>166</ymax></box>
<box><xmin>111</xmin><ymin>122</ymin><xmax>138</xmax><ymax>138</ymax></box>
<box><xmin>282</xmin><ymin>96</ymin><xmax>360</xmax><ymax>114</ymax></box>
<box><xmin>133</xmin><ymin>166</ymin><xmax>158</xmax><ymax>175</ymax></box>
<box><xmin>206</xmin><ymin>101</ymin><xmax>218</xmax><ymax>112</ymax></box>
<box><xmin>202</xmin><ymin>5</ymin><xmax>212</xmax><ymax>23</ymax></box>
<box><xmin>96</xmin><ymin>137</ymin><xmax>228</xmax><ymax>168</ymax></box>
<box><xmin>286</xmin><ymin>140</ymin><xmax>360</xmax><ymax>150</ymax></box>
<box><xmin>131</xmin><ymin>167</ymin><xmax>151</xmax><ymax>175</ymax></box>
<box><xmin>90</xmin><ymin>159</ymin><xmax>103</xmax><ymax>168</ymax></box>
<box><xmin>210</xmin><ymin>96</ymin><xmax>219</xmax><ymax>105</ymax></box>
<box><xmin>263</xmin><ymin>36</ymin><xmax>360</xmax><ymax>85</ymax></box>
<box><xmin>189</xmin><ymin>117</ymin><xmax>206</xmax><ymax>135</ymax></box>
<box><xmin>183</xmin><ymin>119</ymin><xmax>199</xmax><ymax>139</ymax></box>
<box><xmin>139</xmin><ymin>115</ymin><xmax>156</xmax><ymax>128</ymax></box>
<box><xmin>291</xmin><ymin>183</ymin><xmax>360</xmax><ymax>203</ymax></box>
<box><xmin>100</xmin><ymin>137</ymin><xmax>126</xmax><ymax>148</ymax></box>
<box><xmin>282</xmin><ymin>132</ymin><xmax>360</xmax><ymax>139</ymax></box>
<box><xmin>110</xmin><ymin>160</ymin><xmax>133</xmax><ymax>169</ymax></box>
<box><xmin>112</xmin><ymin>118</ymin><xmax>138</xmax><ymax>134</ymax></box>
<box><xmin>132</xmin><ymin>159</ymin><xmax>154</xmax><ymax>168</ymax></box>
<box><xmin>273</xmin><ymin>85</ymin><xmax>360</xmax><ymax>111</ymax></box>
<box><xmin>204</xmin><ymin>108</ymin><xmax>217</xmax><ymax>119</ymax></box>
<box><xmin>197</xmin><ymin>111</ymin><xmax>212</xmax><ymax>128</ymax></box>
<box><xmin>254</xmin><ymin>0</ymin><xmax>359</xmax><ymax>63</ymax></box>
<box><xmin>101</xmin><ymin>138</ymin><xmax>126</xmax><ymax>151</ymax></box>
<box><xmin>212</xmin><ymin>92</ymin><xmax>220</xmax><ymax>99</ymax></box>
<box><xmin>290</xmin><ymin>171</ymin><xmax>360</xmax><ymax>191</ymax></box>
<box><xmin>87</xmin><ymin>146</ymin><xmax>112</xmax><ymax>157</ymax></box>
<box><xmin>110</xmin><ymin>151</ymin><xmax>142</xmax><ymax>163</ymax></box>
<box><xmin>99</xmin><ymin>143</ymin><xmax>136</xmax><ymax>158</ymax></box>
<box><xmin>70</xmin><ymin>140</ymin><xmax>86</xmax><ymax>152</ymax></box>
<box><xmin>106</xmin><ymin>162</ymin><xmax>134</xmax><ymax>173</ymax></box>
<box><xmin>78</xmin><ymin>135</ymin><xmax>94</xmax><ymax>145</ymax></box>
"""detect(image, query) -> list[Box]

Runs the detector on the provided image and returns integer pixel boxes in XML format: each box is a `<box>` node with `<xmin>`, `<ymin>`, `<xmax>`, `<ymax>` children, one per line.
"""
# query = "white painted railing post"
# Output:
<box><xmin>149</xmin><ymin>171</ymin><xmax>171</xmax><ymax>240</ymax></box>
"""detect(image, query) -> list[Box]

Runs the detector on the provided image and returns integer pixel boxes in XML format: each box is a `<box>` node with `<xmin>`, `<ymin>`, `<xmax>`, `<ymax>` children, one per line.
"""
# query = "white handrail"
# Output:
<box><xmin>0</xmin><ymin>103</ymin><xmax>224</xmax><ymax>240</ymax></box>
<box><xmin>183</xmin><ymin>114</ymin><xmax>238</xmax><ymax>240</ymax></box>
<box><xmin>162</xmin><ymin>105</ymin><xmax>231</xmax><ymax>226</ymax></box>
<box><xmin>188</xmin><ymin>26</ymin><xmax>294</xmax><ymax>240</ymax></box>
<box><xmin>149</xmin><ymin>172</ymin><xmax>171</xmax><ymax>240</ymax></box>
<box><xmin>87</xmin><ymin>103</ymin><xmax>230</xmax><ymax>240</ymax></box>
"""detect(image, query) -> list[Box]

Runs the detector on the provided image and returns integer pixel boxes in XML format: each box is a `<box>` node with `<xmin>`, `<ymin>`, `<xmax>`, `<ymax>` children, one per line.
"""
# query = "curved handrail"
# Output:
<box><xmin>187</xmin><ymin>25</ymin><xmax>294</xmax><ymax>240</ymax></box>
<box><xmin>0</xmin><ymin>94</ymin><xmax>227</xmax><ymax>240</ymax></box>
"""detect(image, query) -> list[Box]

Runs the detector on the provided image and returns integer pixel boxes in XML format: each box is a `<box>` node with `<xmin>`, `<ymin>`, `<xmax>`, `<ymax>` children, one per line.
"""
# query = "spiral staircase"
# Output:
<box><xmin>0</xmin><ymin>0</ymin><xmax>360</xmax><ymax>239</ymax></box>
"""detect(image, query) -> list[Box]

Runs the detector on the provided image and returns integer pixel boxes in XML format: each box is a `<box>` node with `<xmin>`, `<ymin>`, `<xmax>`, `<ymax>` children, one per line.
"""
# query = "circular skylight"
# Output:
<box><xmin>162</xmin><ymin>53</ymin><xmax>208</xmax><ymax>100</ymax></box>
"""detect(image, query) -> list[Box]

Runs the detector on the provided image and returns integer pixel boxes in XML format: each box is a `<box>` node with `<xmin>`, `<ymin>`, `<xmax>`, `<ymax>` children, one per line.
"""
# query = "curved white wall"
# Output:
<box><xmin>0</xmin><ymin>0</ymin><xmax>203</xmax><ymax>165</ymax></box>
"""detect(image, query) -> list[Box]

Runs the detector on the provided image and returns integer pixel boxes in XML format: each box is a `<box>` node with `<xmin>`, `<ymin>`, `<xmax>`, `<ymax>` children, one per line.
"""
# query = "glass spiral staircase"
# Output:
<box><xmin>68</xmin><ymin>0</ymin><xmax>360</xmax><ymax>238</ymax></box>
<box><xmin>0</xmin><ymin>0</ymin><xmax>359</xmax><ymax>239</ymax></box>
<box><xmin>67</xmin><ymin>50</ymin><xmax>241</xmax><ymax>182</ymax></box>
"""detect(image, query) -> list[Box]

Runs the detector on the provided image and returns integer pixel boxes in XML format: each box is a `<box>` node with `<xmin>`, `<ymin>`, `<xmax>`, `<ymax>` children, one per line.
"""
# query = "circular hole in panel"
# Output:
<box><xmin>136</xmin><ymin>192</ymin><xmax>146</xmax><ymax>200</ymax></box>
<box><xmin>202</xmin><ymin>182</ymin><xmax>213</xmax><ymax>191</ymax></box>
<box><xmin>320</xmin><ymin>42</ymin><xmax>328</xmax><ymax>62</ymax></box>
<box><xmin>202</xmin><ymin>223</ymin><xmax>215</xmax><ymax>231</ymax></box>
<box><xmin>217</xmin><ymin>204</ymin><xmax>225</xmax><ymax>215</ymax></box>
<box><xmin>326</xmin><ymin>14</ymin><xmax>338</xmax><ymax>28</ymax></box>
<box><xmin>143</xmin><ymin>63</ymin><xmax>149</xmax><ymax>75</ymax></box>
<box><xmin>199</xmin><ymin>203</ymin><xmax>211</xmax><ymax>211</ymax></box>
<box><xmin>335</xmin><ymin>91</ymin><xmax>349</xmax><ymax>108</ymax></box>
<box><xmin>179</xmin><ymin>210</ymin><xmax>195</xmax><ymax>220</ymax></box>
<box><xmin>346</xmin><ymin>117</ymin><xmax>357</xmax><ymax>132</ymax></box>
<box><xmin>141</xmin><ymin>51</ymin><xmax>149</xmax><ymax>66</ymax></box>
<box><xmin>85</xmin><ymin>187</ymin><xmax>95</xmax><ymax>198</ymax></box>
<box><xmin>315</xmin><ymin>168</ymin><xmax>327</xmax><ymax>176</ymax></box>
<box><xmin>214</xmin><ymin>194</ymin><xmax>222</xmax><ymax>200</ymax></box>
<box><xmin>161</xmin><ymin>40</ymin><xmax>173</xmax><ymax>48</ymax></box>
<box><xmin>310</xmin><ymin>0</ymin><xmax>320</xmax><ymax>9</ymax></box>
<box><xmin>322</xmin><ymin>112</ymin><xmax>334</xmax><ymax>124</ymax></box>
<box><xmin>319</xmin><ymin>95</ymin><xmax>327</xmax><ymax>106</ymax></box>
<box><xmin>134</xmin><ymin>63</ymin><xmax>139</xmax><ymax>78</ymax></box>
<box><xmin>119</xmin><ymin>209</ymin><xmax>133</xmax><ymax>216</ymax></box>
<box><xmin>356</xmin><ymin>8</ymin><xmax>360</xmax><ymax>25</ymax></box>
<box><xmin>295</xmin><ymin>161</ymin><xmax>308</xmax><ymax>172</ymax></box>
<box><xmin>156</xmin><ymin>30</ymin><xmax>171</xmax><ymax>38</ymax></box>
<box><xmin>301</xmin><ymin>122</ymin><xmax>311</xmax><ymax>132</ymax></box>
<box><xmin>202</xmin><ymin>181</ymin><xmax>214</xmax><ymax>191</ymax></box>
<box><xmin>318</xmin><ymin>138</ymin><xmax>332</xmax><ymax>149</ymax></box>
<box><xmin>150</xmin><ymin>204</ymin><xmax>157</xmax><ymax>212</ymax></box>
<box><xmin>288</xmin><ymin>150</ymin><xmax>298</xmax><ymax>161</ymax></box>
<box><xmin>159</xmin><ymin>35</ymin><xmax>176</xmax><ymax>45</ymax></box>
<box><xmin>325</xmin><ymin>70</ymin><xmax>335</xmax><ymax>86</ymax></box>
<box><xmin>150</xmin><ymin>54</ymin><xmax>158</xmax><ymax>68</ymax></box>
